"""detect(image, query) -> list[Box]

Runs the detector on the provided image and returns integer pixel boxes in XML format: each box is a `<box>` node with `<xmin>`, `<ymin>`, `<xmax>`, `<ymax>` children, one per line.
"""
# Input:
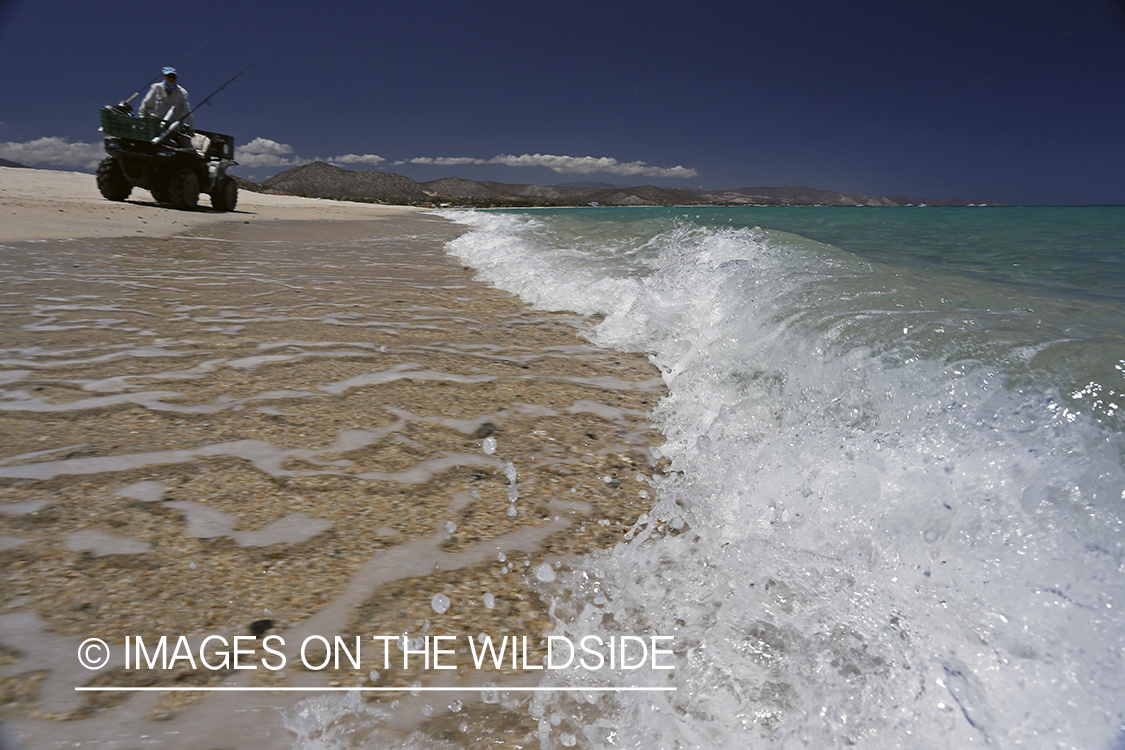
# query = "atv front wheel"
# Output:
<box><xmin>96</xmin><ymin>158</ymin><xmax>131</xmax><ymax>201</ymax></box>
<box><xmin>169</xmin><ymin>169</ymin><xmax>200</xmax><ymax>210</ymax></box>
<box><xmin>210</xmin><ymin>176</ymin><xmax>238</xmax><ymax>212</ymax></box>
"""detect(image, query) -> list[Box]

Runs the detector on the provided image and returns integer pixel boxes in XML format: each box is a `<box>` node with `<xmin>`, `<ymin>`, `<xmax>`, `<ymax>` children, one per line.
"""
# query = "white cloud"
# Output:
<box><xmin>0</xmin><ymin>137</ymin><xmax>104</xmax><ymax>170</ymax></box>
<box><xmin>241</xmin><ymin>137</ymin><xmax>294</xmax><ymax>156</ymax></box>
<box><xmin>401</xmin><ymin>152</ymin><xmax>698</xmax><ymax>179</ymax></box>
<box><xmin>400</xmin><ymin>156</ymin><xmax>487</xmax><ymax>167</ymax></box>
<box><xmin>235</xmin><ymin>137</ymin><xmax>299</xmax><ymax>168</ymax></box>
<box><xmin>326</xmin><ymin>153</ymin><xmax>385</xmax><ymax>166</ymax></box>
<box><xmin>0</xmin><ymin>136</ymin><xmax>697</xmax><ymax>182</ymax></box>
<box><xmin>235</xmin><ymin>139</ymin><xmax>384</xmax><ymax>170</ymax></box>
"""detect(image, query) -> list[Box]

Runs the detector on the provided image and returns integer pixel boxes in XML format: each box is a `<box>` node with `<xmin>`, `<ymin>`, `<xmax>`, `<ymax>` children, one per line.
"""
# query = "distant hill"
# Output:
<box><xmin>694</xmin><ymin>185</ymin><xmax>898</xmax><ymax>207</ymax></box>
<box><xmin>263</xmin><ymin>162</ymin><xmax>428</xmax><ymax>203</ymax></box>
<box><xmin>554</xmin><ymin>181</ymin><xmax>630</xmax><ymax>189</ymax></box>
<box><xmin>0</xmin><ymin>158</ymin><xmax>31</xmax><ymax>169</ymax></box>
<box><xmin>255</xmin><ymin>162</ymin><xmax>1008</xmax><ymax>207</ymax></box>
<box><xmin>261</xmin><ymin>162</ymin><xmax>708</xmax><ymax>207</ymax></box>
<box><xmin>232</xmin><ymin>175</ymin><xmax>266</xmax><ymax>193</ymax></box>
<box><xmin>693</xmin><ymin>186</ymin><xmax>1008</xmax><ymax>207</ymax></box>
<box><xmin>885</xmin><ymin>195</ymin><xmax>1006</xmax><ymax>207</ymax></box>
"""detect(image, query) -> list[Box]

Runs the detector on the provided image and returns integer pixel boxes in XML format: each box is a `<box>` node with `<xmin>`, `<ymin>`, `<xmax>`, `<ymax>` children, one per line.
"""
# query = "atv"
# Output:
<box><xmin>96</xmin><ymin>105</ymin><xmax>239</xmax><ymax>211</ymax></box>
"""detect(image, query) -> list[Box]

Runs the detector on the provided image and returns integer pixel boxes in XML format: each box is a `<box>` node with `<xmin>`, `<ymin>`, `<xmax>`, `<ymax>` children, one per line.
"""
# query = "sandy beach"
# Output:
<box><xmin>0</xmin><ymin>169</ymin><xmax>666</xmax><ymax>748</ymax></box>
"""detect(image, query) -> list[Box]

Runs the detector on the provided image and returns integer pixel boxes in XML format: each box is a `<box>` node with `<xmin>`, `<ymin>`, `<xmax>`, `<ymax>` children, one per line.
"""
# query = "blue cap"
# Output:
<box><xmin>162</xmin><ymin>67</ymin><xmax>177</xmax><ymax>76</ymax></box>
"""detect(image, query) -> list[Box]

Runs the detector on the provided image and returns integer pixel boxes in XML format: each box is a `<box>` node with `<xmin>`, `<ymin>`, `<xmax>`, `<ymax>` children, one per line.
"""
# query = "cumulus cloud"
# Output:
<box><xmin>397</xmin><ymin>156</ymin><xmax>487</xmax><ymax>167</ymax></box>
<box><xmin>399</xmin><ymin>152</ymin><xmax>698</xmax><ymax>179</ymax></box>
<box><xmin>326</xmin><ymin>153</ymin><xmax>385</xmax><ymax>166</ymax></box>
<box><xmin>241</xmin><ymin>137</ymin><xmax>294</xmax><ymax>156</ymax></box>
<box><xmin>492</xmin><ymin>153</ymin><xmax>699</xmax><ymax>178</ymax></box>
<box><xmin>0</xmin><ymin>137</ymin><xmax>104</xmax><ymax>170</ymax></box>
<box><xmin>0</xmin><ymin>136</ymin><xmax>694</xmax><ymax>182</ymax></box>
<box><xmin>235</xmin><ymin>137</ymin><xmax>300</xmax><ymax>168</ymax></box>
<box><xmin>234</xmin><ymin>139</ymin><xmax>384</xmax><ymax>170</ymax></box>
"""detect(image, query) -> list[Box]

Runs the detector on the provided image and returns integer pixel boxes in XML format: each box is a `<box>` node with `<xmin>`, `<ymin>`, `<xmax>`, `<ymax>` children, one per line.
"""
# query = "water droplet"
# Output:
<box><xmin>482</xmin><ymin>436</ymin><xmax>497</xmax><ymax>455</ymax></box>
<box><xmin>431</xmin><ymin>593</ymin><xmax>451</xmax><ymax>614</ymax></box>
<box><xmin>445</xmin><ymin>521</ymin><xmax>457</xmax><ymax>534</ymax></box>
<box><xmin>483</xmin><ymin>592</ymin><xmax>495</xmax><ymax>609</ymax></box>
<box><xmin>534</xmin><ymin>563</ymin><xmax>556</xmax><ymax>582</ymax></box>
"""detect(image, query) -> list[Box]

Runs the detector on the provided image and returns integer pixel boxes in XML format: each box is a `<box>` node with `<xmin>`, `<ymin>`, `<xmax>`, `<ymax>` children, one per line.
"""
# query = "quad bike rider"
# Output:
<box><xmin>96</xmin><ymin>65</ymin><xmax>246</xmax><ymax>211</ymax></box>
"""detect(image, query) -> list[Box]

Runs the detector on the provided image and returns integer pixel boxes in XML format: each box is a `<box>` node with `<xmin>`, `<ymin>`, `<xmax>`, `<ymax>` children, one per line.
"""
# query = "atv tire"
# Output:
<box><xmin>150</xmin><ymin>184</ymin><xmax>171</xmax><ymax>204</ymax></box>
<box><xmin>96</xmin><ymin>158</ymin><xmax>132</xmax><ymax>201</ymax></box>
<box><xmin>169</xmin><ymin>169</ymin><xmax>200</xmax><ymax>210</ymax></box>
<box><xmin>211</xmin><ymin>176</ymin><xmax>238</xmax><ymax>212</ymax></box>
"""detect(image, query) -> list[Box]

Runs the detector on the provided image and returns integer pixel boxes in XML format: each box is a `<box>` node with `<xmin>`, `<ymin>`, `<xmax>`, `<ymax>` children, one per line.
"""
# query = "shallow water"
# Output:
<box><xmin>0</xmin><ymin>218</ymin><xmax>667</xmax><ymax>749</ymax></box>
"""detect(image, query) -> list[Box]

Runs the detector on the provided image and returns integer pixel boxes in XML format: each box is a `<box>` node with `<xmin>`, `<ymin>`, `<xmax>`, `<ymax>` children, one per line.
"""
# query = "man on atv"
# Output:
<box><xmin>139</xmin><ymin>67</ymin><xmax>194</xmax><ymax>144</ymax></box>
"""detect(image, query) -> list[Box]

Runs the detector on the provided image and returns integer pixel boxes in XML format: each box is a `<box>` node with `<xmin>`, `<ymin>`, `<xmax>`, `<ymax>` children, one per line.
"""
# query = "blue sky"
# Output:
<box><xmin>1</xmin><ymin>0</ymin><xmax>1123</xmax><ymax>204</ymax></box>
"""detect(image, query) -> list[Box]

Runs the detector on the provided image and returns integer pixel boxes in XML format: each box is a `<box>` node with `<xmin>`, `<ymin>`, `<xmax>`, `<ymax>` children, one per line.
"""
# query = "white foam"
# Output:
<box><xmin>441</xmin><ymin>209</ymin><xmax>1125</xmax><ymax>749</ymax></box>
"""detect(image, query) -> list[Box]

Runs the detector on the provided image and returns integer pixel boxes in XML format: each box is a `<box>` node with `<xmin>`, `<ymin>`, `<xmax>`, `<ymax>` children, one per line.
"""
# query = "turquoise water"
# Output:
<box><xmin>703</xmin><ymin>206</ymin><xmax>1125</xmax><ymax>303</ymax></box>
<box><xmin>440</xmin><ymin>206</ymin><xmax>1125</xmax><ymax>748</ymax></box>
<box><xmin>522</xmin><ymin>205</ymin><xmax>1125</xmax><ymax>302</ymax></box>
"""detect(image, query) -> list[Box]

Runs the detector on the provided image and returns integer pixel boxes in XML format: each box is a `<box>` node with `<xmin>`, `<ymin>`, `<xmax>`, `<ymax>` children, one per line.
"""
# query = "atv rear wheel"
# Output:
<box><xmin>150</xmin><ymin>185</ymin><xmax>171</xmax><ymax>204</ymax></box>
<box><xmin>211</xmin><ymin>176</ymin><xmax>238</xmax><ymax>212</ymax></box>
<box><xmin>96</xmin><ymin>158</ymin><xmax>131</xmax><ymax>201</ymax></box>
<box><xmin>169</xmin><ymin>169</ymin><xmax>200</xmax><ymax>210</ymax></box>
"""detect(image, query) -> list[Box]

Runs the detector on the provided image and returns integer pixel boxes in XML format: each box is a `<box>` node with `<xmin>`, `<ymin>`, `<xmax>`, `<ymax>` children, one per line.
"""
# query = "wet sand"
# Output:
<box><xmin>0</xmin><ymin>171</ymin><xmax>666</xmax><ymax>748</ymax></box>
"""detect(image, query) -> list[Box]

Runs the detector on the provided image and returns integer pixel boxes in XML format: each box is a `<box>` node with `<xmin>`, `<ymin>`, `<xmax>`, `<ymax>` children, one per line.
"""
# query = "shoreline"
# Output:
<box><xmin>0</xmin><ymin>166</ymin><xmax>424</xmax><ymax>243</ymax></box>
<box><xmin>0</xmin><ymin>169</ymin><xmax>667</xmax><ymax>748</ymax></box>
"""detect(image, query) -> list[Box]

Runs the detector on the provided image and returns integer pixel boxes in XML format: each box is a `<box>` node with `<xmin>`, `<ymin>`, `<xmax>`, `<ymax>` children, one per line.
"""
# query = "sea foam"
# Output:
<box><xmin>442</xmin><ymin>208</ymin><xmax>1125</xmax><ymax>749</ymax></box>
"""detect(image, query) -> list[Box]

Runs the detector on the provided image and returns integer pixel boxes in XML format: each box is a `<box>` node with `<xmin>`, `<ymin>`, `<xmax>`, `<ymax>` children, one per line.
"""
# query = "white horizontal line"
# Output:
<box><xmin>75</xmin><ymin>686</ymin><xmax>675</xmax><ymax>693</ymax></box>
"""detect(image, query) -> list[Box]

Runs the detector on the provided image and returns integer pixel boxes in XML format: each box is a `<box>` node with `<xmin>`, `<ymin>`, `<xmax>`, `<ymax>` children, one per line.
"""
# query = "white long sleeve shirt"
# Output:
<box><xmin>139</xmin><ymin>82</ymin><xmax>194</xmax><ymax>130</ymax></box>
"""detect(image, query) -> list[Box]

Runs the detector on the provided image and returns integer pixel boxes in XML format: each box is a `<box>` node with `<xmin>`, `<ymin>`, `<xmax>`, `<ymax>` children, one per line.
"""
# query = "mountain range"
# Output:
<box><xmin>253</xmin><ymin>162</ymin><xmax>1008</xmax><ymax>207</ymax></box>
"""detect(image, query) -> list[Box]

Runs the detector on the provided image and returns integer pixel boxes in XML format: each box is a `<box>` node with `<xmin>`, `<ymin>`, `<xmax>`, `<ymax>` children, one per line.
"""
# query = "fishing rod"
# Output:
<box><xmin>151</xmin><ymin>63</ymin><xmax>254</xmax><ymax>146</ymax></box>
<box><xmin>119</xmin><ymin>37</ymin><xmax>212</xmax><ymax>109</ymax></box>
<box><xmin>191</xmin><ymin>62</ymin><xmax>254</xmax><ymax>113</ymax></box>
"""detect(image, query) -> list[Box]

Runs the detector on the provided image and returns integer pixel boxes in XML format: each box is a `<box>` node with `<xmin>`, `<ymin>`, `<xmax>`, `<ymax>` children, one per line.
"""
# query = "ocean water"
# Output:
<box><xmin>436</xmin><ymin>206</ymin><xmax>1125</xmax><ymax>749</ymax></box>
